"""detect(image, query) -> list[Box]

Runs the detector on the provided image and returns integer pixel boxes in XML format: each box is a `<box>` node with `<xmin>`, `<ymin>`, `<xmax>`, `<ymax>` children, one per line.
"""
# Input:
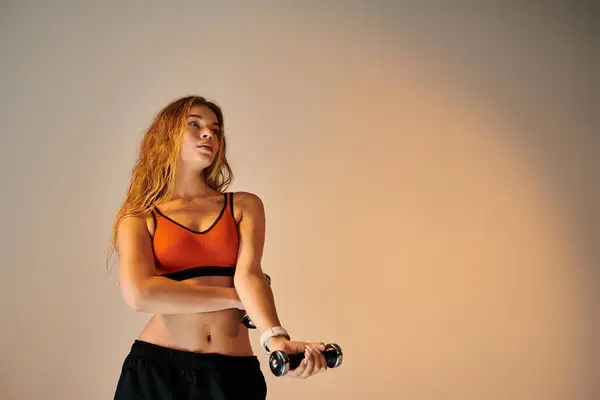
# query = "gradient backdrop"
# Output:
<box><xmin>0</xmin><ymin>1</ymin><xmax>598</xmax><ymax>399</ymax></box>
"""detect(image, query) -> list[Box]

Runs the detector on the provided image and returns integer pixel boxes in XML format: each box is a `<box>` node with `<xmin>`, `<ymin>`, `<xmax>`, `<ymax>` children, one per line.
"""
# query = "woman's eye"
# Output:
<box><xmin>188</xmin><ymin>121</ymin><xmax>218</xmax><ymax>134</ymax></box>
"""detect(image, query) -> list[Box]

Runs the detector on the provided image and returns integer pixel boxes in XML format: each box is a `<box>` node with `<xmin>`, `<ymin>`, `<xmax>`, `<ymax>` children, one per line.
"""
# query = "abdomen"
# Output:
<box><xmin>137</xmin><ymin>276</ymin><xmax>254</xmax><ymax>356</ymax></box>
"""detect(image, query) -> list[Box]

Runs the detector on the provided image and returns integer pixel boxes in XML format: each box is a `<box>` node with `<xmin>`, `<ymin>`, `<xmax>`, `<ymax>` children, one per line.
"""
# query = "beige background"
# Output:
<box><xmin>0</xmin><ymin>1</ymin><xmax>598</xmax><ymax>399</ymax></box>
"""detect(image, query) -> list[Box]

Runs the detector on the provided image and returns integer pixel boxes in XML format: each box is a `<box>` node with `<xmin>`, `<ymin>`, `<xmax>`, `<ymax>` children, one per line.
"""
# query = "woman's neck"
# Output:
<box><xmin>172</xmin><ymin>168</ymin><xmax>215</xmax><ymax>200</ymax></box>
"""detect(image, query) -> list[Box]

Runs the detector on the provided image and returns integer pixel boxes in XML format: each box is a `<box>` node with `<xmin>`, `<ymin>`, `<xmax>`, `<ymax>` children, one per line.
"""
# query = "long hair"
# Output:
<box><xmin>106</xmin><ymin>95</ymin><xmax>233</xmax><ymax>268</ymax></box>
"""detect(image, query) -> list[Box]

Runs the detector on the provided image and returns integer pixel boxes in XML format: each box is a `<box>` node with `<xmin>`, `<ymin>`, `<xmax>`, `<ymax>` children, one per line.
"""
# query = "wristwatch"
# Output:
<box><xmin>259</xmin><ymin>326</ymin><xmax>290</xmax><ymax>354</ymax></box>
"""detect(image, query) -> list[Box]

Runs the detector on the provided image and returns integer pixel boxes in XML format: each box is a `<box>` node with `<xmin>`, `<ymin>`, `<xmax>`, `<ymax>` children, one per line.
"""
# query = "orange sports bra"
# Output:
<box><xmin>150</xmin><ymin>192</ymin><xmax>239</xmax><ymax>281</ymax></box>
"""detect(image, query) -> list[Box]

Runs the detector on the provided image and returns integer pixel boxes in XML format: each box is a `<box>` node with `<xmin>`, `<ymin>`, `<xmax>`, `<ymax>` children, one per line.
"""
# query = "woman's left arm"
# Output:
<box><xmin>233</xmin><ymin>192</ymin><xmax>283</xmax><ymax>332</ymax></box>
<box><xmin>234</xmin><ymin>191</ymin><xmax>328</xmax><ymax>379</ymax></box>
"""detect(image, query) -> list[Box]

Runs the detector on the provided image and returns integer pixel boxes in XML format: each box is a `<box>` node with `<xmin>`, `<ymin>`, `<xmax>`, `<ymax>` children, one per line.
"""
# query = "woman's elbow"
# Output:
<box><xmin>121</xmin><ymin>282</ymin><xmax>147</xmax><ymax>311</ymax></box>
<box><xmin>234</xmin><ymin>269</ymin><xmax>263</xmax><ymax>287</ymax></box>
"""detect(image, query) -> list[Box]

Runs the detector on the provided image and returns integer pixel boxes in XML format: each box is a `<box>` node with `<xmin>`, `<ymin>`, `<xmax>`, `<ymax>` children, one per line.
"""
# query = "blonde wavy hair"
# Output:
<box><xmin>106</xmin><ymin>95</ymin><xmax>233</xmax><ymax>268</ymax></box>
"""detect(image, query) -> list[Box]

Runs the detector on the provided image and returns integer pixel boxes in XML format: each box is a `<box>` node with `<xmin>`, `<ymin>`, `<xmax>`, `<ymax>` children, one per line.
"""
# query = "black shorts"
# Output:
<box><xmin>114</xmin><ymin>340</ymin><xmax>267</xmax><ymax>400</ymax></box>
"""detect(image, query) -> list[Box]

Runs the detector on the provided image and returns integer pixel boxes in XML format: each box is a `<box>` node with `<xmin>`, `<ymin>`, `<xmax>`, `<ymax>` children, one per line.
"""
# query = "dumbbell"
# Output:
<box><xmin>269</xmin><ymin>343</ymin><xmax>343</xmax><ymax>377</ymax></box>
<box><xmin>241</xmin><ymin>273</ymin><xmax>271</xmax><ymax>329</ymax></box>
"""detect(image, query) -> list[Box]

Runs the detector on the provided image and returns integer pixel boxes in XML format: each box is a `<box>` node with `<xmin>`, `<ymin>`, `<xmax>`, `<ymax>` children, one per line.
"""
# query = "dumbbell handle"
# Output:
<box><xmin>269</xmin><ymin>343</ymin><xmax>343</xmax><ymax>377</ymax></box>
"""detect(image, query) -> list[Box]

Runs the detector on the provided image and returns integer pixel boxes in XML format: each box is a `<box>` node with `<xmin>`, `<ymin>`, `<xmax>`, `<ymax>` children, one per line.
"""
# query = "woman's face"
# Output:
<box><xmin>180</xmin><ymin>104</ymin><xmax>221</xmax><ymax>169</ymax></box>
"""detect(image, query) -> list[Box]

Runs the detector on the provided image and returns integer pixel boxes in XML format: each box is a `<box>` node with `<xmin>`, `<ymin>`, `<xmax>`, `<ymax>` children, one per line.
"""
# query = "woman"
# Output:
<box><xmin>109</xmin><ymin>95</ymin><xmax>327</xmax><ymax>399</ymax></box>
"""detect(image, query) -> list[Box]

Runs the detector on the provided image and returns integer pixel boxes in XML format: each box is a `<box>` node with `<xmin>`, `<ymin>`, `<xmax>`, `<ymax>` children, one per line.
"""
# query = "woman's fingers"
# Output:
<box><xmin>287</xmin><ymin>362</ymin><xmax>305</xmax><ymax>378</ymax></box>
<box><xmin>302</xmin><ymin>346</ymin><xmax>330</xmax><ymax>378</ymax></box>
<box><xmin>307</xmin><ymin>342</ymin><xmax>325</xmax><ymax>352</ymax></box>
<box><xmin>311</xmin><ymin>347</ymin><xmax>324</xmax><ymax>372</ymax></box>
<box><xmin>316</xmin><ymin>351</ymin><xmax>328</xmax><ymax>373</ymax></box>
<box><xmin>287</xmin><ymin>346</ymin><xmax>308</xmax><ymax>378</ymax></box>
<box><xmin>307</xmin><ymin>343</ymin><xmax>328</xmax><ymax>374</ymax></box>
<box><xmin>299</xmin><ymin>347</ymin><xmax>317</xmax><ymax>379</ymax></box>
<box><xmin>286</xmin><ymin>342</ymin><xmax>328</xmax><ymax>378</ymax></box>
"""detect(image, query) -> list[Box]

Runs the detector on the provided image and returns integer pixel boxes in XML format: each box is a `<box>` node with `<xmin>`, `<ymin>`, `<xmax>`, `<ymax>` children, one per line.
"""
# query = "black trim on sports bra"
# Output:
<box><xmin>149</xmin><ymin>209</ymin><xmax>158</xmax><ymax>238</ymax></box>
<box><xmin>154</xmin><ymin>193</ymin><xmax>228</xmax><ymax>235</ymax></box>
<box><xmin>159</xmin><ymin>266</ymin><xmax>236</xmax><ymax>281</ymax></box>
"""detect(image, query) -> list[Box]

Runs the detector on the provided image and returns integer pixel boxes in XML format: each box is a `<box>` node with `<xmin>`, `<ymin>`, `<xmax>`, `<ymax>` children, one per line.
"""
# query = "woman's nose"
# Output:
<box><xmin>200</xmin><ymin>130</ymin><xmax>213</xmax><ymax>139</ymax></box>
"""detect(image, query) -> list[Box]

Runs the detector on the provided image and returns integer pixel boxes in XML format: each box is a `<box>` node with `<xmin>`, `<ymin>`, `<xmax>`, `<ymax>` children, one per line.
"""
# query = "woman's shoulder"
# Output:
<box><xmin>230</xmin><ymin>191</ymin><xmax>265</xmax><ymax>219</ymax></box>
<box><xmin>118</xmin><ymin>209</ymin><xmax>156</xmax><ymax>237</ymax></box>
<box><xmin>119</xmin><ymin>209</ymin><xmax>154</xmax><ymax>224</ymax></box>
<box><xmin>231</xmin><ymin>191</ymin><xmax>263</xmax><ymax>204</ymax></box>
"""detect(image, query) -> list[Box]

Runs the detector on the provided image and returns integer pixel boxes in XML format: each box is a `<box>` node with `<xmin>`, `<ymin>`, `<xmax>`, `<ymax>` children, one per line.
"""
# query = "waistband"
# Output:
<box><xmin>128</xmin><ymin>340</ymin><xmax>259</xmax><ymax>370</ymax></box>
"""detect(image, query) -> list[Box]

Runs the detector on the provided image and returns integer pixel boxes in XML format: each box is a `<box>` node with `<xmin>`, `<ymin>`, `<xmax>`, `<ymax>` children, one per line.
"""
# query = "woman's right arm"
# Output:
<box><xmin>117</xmin><ymin>214</ymin><xmax>242</xmax><ymax>314</ymax></box>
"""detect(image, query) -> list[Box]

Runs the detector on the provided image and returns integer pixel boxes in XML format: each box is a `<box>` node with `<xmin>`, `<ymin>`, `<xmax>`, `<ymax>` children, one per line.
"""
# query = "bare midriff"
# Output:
<box><xmin>137</xmin><ymin>275</ymin><xmax>254</xmax><ymax>356</ymax></box>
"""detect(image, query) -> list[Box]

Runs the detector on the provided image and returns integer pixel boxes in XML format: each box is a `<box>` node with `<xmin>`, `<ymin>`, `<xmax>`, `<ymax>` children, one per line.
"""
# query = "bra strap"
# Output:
<box><xmin>229</xmin><ymin>192</ymin><xmax>235</xmax><ymax>216</ymax></box>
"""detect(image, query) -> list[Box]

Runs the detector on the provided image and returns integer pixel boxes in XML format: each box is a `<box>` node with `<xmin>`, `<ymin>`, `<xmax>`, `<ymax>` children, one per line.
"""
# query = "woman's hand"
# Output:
<box><xmin>267</xmin><ymin>336</ymin><xmax>328</xmax><ymax>379</ymax></box>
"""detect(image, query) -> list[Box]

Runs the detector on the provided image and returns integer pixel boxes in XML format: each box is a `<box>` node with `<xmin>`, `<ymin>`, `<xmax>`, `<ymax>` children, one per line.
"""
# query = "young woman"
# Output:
<box><xmin>109</xmin><ymin>96</ymin><xmax>327</xmax><ymax>399</ymax></box>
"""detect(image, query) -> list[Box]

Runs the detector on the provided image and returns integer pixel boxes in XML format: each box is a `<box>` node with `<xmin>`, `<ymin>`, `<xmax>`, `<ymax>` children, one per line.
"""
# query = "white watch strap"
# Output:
<box><xmin>259</xmin><ymin>326</ymin><xmax>289</xmax><ymax>354</ymax></box>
